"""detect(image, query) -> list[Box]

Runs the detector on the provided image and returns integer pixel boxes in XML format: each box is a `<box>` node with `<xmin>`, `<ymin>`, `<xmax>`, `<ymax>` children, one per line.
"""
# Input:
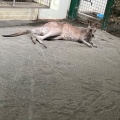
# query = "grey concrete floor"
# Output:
<box><xmin>0</xmin><ymin>20</ymin><xmax>120</xmax><ymax>120</ymax></box>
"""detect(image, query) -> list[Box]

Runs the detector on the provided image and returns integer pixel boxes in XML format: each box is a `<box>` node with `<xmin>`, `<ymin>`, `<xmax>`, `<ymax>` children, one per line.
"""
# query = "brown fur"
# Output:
<box><xmin>2</xmin><ymin>21</ymin><xmax>98</xmax><ymax>48</ymax></box>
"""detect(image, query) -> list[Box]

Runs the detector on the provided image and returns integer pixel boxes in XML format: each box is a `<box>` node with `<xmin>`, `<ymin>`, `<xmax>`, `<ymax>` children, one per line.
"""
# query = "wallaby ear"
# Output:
<box><xmin>88</xmin><ymin>20</ymin><xmax>92</xmax><ymax>27</ymax></box>
<box><xmin>93</xmin><ymin>21</ymin><xmax>99</xmax><ymax>28</ymax></box>
<box><xmin>94</xmin><ymin>23</ymin><xmax>99</xmax><ymax>27</ymax></box>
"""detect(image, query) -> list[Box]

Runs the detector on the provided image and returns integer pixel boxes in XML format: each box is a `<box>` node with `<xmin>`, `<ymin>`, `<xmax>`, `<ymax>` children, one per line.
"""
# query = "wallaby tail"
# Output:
<box><xmin>2</xmin><ymin>30</ymin><xmax>30</xmax><ymax>37</ymax></box>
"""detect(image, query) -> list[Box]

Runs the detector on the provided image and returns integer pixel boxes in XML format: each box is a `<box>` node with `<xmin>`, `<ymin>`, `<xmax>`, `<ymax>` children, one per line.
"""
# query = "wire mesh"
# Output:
<box><xmin>78</xmin><ymin>0</ymin><xmax>107</xmax><ymax>18</ymax></box>
<box><xmin>0</xmin><ymin>0</ymin><xmax>51</xmax><ymax>8</ymax></box>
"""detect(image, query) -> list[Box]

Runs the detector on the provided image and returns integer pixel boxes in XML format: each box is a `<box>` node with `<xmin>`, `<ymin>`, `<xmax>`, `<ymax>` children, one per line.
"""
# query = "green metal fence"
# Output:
<box><xmin>102</xmin><ymin>0</ymin><xmax>115</xmax><ymax>29</ymax></box>
<box><xmin>68</xmin><ymin>0</ymin><xmax>115</xmax><ymax>30</ymax></box>
<box><xmin>68</xmin><ymin>0</ymin><xmax>80</xmax><ymax>20</ymax></box>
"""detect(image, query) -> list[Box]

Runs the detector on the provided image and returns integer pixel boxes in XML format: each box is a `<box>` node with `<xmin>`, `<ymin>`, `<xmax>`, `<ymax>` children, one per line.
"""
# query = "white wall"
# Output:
<box><xmin>38</xmin><ymin>0</ymin><xmax>71</xmax><ymax>19</ymax></box>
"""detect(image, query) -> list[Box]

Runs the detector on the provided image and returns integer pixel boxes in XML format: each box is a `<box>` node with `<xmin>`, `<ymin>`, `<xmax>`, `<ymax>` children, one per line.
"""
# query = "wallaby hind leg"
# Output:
<box><xmin>33</xmin><ymin>31</ymin><xmax>61</xmax><ymax>41</ymax></box>
<box><xmin>37</xmin><ymin>38</ymin><xmax>47</xmax><ymax>48</ymax></box>
<box><xmin>32</xmin><ymin>34</ymin><xmax>47</xmax><ymax>48</ymax></box>
<box><xmin>29</xmin><ymin>35</ymin><xmax>37</xmax><ymax>44</ymax></box>
<box><xmin>36</xmin><ymin>38</ymin><xmax>47</xmax><ymax>48</ymax></box>
<box><xmin>28</xmin><ymin>32</ymin><xmax>38</xmax><ymax>44</ymax></box>
<box><xmin>34</xmin><ymin>31</ymin><xmax>61</xmax><ymax>48</ymax></box>
<box><xmin>30</xmin><ymin>30</ymin><xmax>62</xmax><ymax>48</ymax></box>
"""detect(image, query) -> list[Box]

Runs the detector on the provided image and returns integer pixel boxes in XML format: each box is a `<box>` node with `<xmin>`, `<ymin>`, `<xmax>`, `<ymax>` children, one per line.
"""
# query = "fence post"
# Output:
<box><xmin>68</xmin><ymin>0</ymin><xmax>81</xmax><ymax>20</ymax></box>
<box><xmin>102</xmin><ymin>0</ymin><xmax>115</xmax><ymax>30</ymax></box>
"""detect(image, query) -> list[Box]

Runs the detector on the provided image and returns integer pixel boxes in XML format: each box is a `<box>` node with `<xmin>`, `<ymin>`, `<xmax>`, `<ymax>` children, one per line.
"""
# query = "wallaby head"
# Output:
<box><xmin>87</xmin><ymin>21</ymin><xmax>99</xmax><ymax>37</ymax></box>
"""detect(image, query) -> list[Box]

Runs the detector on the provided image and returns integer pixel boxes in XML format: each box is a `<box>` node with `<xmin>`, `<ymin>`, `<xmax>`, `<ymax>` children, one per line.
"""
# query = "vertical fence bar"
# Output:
<box><xmin>102</xmin><ymin>0</ymin><xmax>115</xmax><ymax>30</ymax></box>
<box><xmin>68</xmin><ymin>0</ymin><xmax>81</xmax><ymax>20</ymax></box>
<box><xmin>13</xmin><ymin>0</ymin><xmax>15</xmax><ymax>6</ymax></box>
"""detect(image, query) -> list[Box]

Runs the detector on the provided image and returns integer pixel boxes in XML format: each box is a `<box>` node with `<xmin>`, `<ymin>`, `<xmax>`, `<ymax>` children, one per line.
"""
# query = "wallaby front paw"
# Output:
<box><xmin>93</xmin><ymin>45</ymin><xmax>97</xmax><ymax>48</ymax></box>
<box><xmin>88</xmin><ymin>44</ymin><xmax>92</xmax><ymax>48</ymax></box>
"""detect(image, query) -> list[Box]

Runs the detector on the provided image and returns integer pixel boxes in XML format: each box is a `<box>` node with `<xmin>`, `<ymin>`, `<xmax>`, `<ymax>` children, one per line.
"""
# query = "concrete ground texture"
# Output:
<box><xmin>0</xmin><ymin>20</ymin><xmax>120</xmax><ymax>120</ymax></box>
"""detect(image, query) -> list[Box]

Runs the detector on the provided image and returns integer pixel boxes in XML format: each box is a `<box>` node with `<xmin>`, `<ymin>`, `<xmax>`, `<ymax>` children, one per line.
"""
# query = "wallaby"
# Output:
<box><xmin>2</xmin><ymin>21</ymin><xmax>98</xmax><ymax>48</ymax></box>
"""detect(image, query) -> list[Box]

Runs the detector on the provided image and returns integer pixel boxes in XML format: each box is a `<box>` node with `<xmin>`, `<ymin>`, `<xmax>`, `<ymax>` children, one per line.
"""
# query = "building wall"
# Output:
<box><xmin>0</xmin><ymin>0</ymin><xmax>71</xmax><ymax>20</ymax></box>
<box><xmin>0</xmin><ymin>8</ymin><xmax>38</xmax><ymax>20</ymax></box>
<box><xmin>38</xmin><ymin>0</ymin><xmax>71</xmax><ymax>19</ymax></box>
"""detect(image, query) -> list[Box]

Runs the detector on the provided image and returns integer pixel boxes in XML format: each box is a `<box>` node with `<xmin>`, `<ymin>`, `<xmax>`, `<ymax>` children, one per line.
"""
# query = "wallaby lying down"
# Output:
<box><xmin>2</xmin><ymin>21</ymin><xmax>98</xmax><ymax>48</ymax></box>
